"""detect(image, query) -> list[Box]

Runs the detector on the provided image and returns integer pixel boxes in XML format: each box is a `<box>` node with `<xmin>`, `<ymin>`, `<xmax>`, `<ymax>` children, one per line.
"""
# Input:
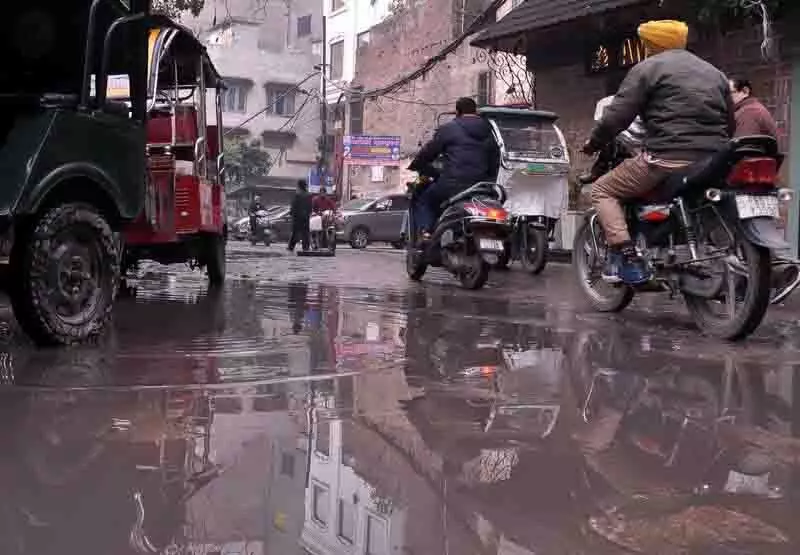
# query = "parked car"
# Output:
<box><xmin>231</xmin><ymin>216</ymin><xmax>249</xmax><ymax>240</ymax></box>
<box><xmin>337</xmin><ymin>195</ymin><xmax>410</xmax><ymax>249</ymax></box>
<box><xmin>266</xmin><ymin>206</ymin><xmax>293</xmax><ymax>241</ymax></box>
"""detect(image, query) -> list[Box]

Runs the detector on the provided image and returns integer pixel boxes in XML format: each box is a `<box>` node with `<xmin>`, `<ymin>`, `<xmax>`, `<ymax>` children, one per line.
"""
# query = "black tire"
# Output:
<box><xmin>573</xmin><ymin>217</ymin><xmax>634</xmax><ymax>312</ymax></box>
<box><xmin>520</xmin><ymin>227</ymin><xmax>548</xmax><ymax>275</ymax></box>
<box><xmin>203</xmin><ymin>235</ymin><xmax>226</xmax><ymax>287</ymax></box>
<box><xmin>406</xmin><ymin>244</ymin><xmax>427</xmax><ymax>281</ymax></box>
<box><xmin>459</xmin><ymin>254</ymin><xmax>490</xmax><ymax>290</ymax></box>
<box><xmin>9</xmin><ymin>203</ymin><xmax>119</xmax><ymax>346</ymax></box>
<box><xmin>350</xmin><ymin>227</ymin><xmax>370</xmax><ymax>249</ymax></box>
<box><xmin>684</xmin><ymin>238</ymin><xmax>771</xmax><ymax>341</ymax></box>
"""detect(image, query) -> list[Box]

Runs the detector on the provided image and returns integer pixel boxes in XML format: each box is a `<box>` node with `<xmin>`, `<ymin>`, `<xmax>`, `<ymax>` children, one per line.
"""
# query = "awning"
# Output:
<box><xmin>472</xmin><ymin>0</ymin><xmax>650</xmax><ymax>48</ymax></box>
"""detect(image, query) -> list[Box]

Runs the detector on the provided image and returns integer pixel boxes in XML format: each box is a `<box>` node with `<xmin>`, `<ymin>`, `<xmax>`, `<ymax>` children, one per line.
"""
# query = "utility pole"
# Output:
<box><xmin>318</xmin><ymin>14</ymin><xmax>328</xmax><ymax>189</ymax></box>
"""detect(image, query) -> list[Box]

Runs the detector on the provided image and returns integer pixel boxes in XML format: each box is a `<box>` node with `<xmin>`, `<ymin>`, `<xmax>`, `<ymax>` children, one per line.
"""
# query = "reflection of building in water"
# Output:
<box><xmin>301</xmin><ymin>417</ymin><xmax>405</xmax><ymax>555</ymax></box>
<box><xmin>186</xmin><ymin>390</ymin><xmax>309</xmax><ymax>555</ymax></box>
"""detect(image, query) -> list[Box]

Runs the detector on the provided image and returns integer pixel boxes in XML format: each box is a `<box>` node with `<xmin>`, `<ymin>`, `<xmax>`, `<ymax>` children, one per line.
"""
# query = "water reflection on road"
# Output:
<box><xmin>0</xmin><ymin>275</ymin><xmax>797</xmax><ymax>554</ymax></box>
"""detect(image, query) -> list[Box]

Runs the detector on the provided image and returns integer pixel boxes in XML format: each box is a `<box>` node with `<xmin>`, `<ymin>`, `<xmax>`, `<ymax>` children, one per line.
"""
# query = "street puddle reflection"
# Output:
<box><xmin>0</xmin><ymin>281</ymin><xmax>797</xmax><ymax>553</ymax></box>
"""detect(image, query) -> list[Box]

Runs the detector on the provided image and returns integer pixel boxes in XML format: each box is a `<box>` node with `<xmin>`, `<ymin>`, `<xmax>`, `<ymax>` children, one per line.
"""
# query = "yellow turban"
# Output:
<box><xmin>638</xmin><ymin>20</ymin><xmax>689</xmax><ymax>55</ymax></box>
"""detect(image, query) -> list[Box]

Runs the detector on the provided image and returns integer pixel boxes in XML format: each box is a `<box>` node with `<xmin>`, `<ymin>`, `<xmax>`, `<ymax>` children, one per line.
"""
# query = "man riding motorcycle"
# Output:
<box><xmin>409</xmin><ymin>97</ymin><xmax>500</xmax><ymax>240</ymax></box>
<box><xmin>248</xmin><ymin>194</ymin><xmax>264</xmax><ymax>238</ymax></box>
<box><xmin>583</xmin><ymin>20</ymin><xmax>734</xmax><ymax>285</ymax></box>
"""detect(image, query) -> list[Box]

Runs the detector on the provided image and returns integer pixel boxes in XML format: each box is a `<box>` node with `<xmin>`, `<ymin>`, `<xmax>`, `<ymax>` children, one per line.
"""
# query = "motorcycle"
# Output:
<box><xmin>406</xmin><ymin>178</ymin><xmax>511</xmax><ymax>290</ymax></box>
<box><xmin>574</xmin><ymin>96</ymin><xmax>799</xmax><ymax>340</ymax></box>
<box><xmin>310</xmin><ymin>209</ymin><xmax>337</xmax><ymax>254</ymax></box>
<box><xmin>249</xmin><ymin>209</ymin><xmax>272</xmax><ymax>246</ymax></box>
<box><xmin>479</xmin><ymin>106</ymin><xmax>569</xmax><ymax>275</ymax></box>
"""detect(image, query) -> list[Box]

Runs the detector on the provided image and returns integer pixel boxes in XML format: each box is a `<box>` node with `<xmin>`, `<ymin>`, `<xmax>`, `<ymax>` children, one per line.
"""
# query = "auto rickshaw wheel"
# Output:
<box><xmin>203</xmin><ymin>234</ymin><xmax>226</xmax><ymax>287</ymax></box>
<box><xmin>10</xmin><ymin>203</ymin><xmax>119</xmax><ymax>346</ymax></box>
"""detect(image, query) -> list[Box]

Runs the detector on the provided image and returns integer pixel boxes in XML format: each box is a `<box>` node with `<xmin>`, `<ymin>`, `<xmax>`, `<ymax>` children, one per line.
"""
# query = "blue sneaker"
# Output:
<box><xmin>603</xmin><ymin>249</ymin><xmax>651</xmax><ymax>285</ymax></box>
<box><xmin>602</xmin><ymin>251</ymin><xmax>623</xmax><ymax>284</ymax></box>
<box><xmin>619</xmin><ymin>251</ymin><xmax>652</xmax><ymax>285</ymax></box>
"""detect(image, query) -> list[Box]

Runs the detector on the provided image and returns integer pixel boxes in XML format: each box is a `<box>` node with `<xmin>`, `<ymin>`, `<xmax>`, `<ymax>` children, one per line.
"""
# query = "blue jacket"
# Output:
<box><xmin>410</xmin><ymin>115</ymin><xmax>499</xmax><ymax>186</ymax></box>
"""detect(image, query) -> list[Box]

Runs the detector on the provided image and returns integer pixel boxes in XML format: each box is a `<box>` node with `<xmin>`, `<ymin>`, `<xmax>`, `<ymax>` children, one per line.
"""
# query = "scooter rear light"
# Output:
<box><xmin>727</xmin><ymin>157</ymin><xmax>778</xmax><ymax>188</ymax></box>
<box><xmin>463</xmin><ymin>202</ymin><xmax>508</xmax><ymax>221</ymax></box>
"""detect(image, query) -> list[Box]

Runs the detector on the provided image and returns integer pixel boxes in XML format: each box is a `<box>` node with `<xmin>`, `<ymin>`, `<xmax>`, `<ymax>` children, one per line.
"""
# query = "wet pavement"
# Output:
<box><xmin>0</xmin><ymin>242</ymin><xmax>798</xmax><ymax>554</ymax></box>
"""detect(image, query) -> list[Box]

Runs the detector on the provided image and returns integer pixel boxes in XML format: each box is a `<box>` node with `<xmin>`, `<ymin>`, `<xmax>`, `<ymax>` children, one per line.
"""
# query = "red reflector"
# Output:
<box><xmin>640</xmin><ymin>211</ymin><xmax>669</xmax><ymax>223</ymax></box>
<box><xmin>727</xmin><ymin>157</ymin><xmax>777</xmax><ymax>187</ymax></box>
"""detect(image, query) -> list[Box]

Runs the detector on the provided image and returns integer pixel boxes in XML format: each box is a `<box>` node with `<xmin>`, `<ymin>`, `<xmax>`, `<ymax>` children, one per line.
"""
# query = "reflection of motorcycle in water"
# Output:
<box><xmin>0</xmin><ymin>390</ymin><xmax>217</xmax><ymax>554</ymax></box>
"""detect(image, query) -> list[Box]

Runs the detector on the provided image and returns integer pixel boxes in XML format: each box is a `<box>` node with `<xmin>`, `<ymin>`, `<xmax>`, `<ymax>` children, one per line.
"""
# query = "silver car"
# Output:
<box><xmin>337</xmin><ymin>195</ymin><xmax>410</xmax><ymax>249</ymax></box>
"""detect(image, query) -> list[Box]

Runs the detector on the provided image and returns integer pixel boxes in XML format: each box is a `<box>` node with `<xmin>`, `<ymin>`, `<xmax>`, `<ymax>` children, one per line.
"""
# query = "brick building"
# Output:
<box><xmin>472</xmin><ymin>0</ymin><xmax>800</xmax><ymax>250</ymax></box>
<box><xmin>346</xmin><ymin>0</ymin><xmax>498</xmax><ymax>197</ymax></box>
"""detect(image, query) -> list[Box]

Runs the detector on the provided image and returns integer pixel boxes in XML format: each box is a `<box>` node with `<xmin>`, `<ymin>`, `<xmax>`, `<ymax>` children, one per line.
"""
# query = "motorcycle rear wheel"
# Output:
<box><xmin>520</xmin><ymin>226</ymin><xmax>548</xmax><ymax>275</ymax></box>
<box><xmin>573</xmin><ymin>218</ymin><xmax>634</xmax><ymax>312</ymax></box>
<box><xmin>459</xmin><ymin>254</ymin><xmax>490</xmax><ymax>290</ymax></box>
<box><xmin>684</xmin><ymin>238</ymin><xmax>771</xmax><ymax>341</ymax></box>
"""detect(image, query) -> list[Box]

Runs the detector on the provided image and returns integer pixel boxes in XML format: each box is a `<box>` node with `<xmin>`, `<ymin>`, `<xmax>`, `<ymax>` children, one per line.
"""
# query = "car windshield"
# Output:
<box><xmin>341</xmin><ymin>199</ymin><xmax>374</xmax><ymax>211</ymax></box>
<box><xmin>493</xmin><ymin>117</ymin><xmax>564</xmax><ymax>159</ymax></box>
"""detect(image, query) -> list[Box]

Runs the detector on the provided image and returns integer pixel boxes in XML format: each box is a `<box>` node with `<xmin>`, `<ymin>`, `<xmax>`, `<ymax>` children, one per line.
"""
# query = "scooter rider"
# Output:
<box><xmin>409</xmin><ymin>97</ymin><xmax>500</xmax><ymax>240</ymax></box>
<box><xmin>248</xmin><ymin>194</ymin><xmax>264</xmax><ymax>237</ymax></box>
<box><xmin>582</xmin><ymin>20</ymin><xmax>734</xmax><ymax>285</ymax></box>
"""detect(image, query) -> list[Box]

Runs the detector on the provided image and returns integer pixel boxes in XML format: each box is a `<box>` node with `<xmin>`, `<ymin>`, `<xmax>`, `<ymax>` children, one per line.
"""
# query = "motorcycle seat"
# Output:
<box><xmin>440</xmin><ymin>181</ymin><xmax>506</xmax><ymax>209</ymax></box>
<box><xmin>633</xmin><ymin>136</ymin><xmax>782</xmax><ymax>204</ymax></box>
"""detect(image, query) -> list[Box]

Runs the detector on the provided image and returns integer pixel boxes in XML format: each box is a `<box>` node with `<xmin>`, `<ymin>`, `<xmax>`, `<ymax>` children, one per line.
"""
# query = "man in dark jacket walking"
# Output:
<box><xmin>288</xmin><ymin>180</ymin><xmax>312</xmax><ymax>252</ymax></box>
<box><xmin>730</xmin><ymin>79</ymin><xmax>778</xmax><ymax>139</ymax></box>
<box><xmin>409</xmin><ymin>97</ymin><xmax>499</xmax><ymax>236</ymax></box>
<box><xmin>584</xmin><ymin>20</ymin><xmax>734</xmax><ymax>285</ymax></box>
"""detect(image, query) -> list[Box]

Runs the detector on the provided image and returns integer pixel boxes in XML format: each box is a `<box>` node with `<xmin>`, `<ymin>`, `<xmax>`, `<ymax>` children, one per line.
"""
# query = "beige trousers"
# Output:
<box><xmin>591</xmin><ymin>153</ymin><xmax>683</xmax><ymax>245</ymax></box>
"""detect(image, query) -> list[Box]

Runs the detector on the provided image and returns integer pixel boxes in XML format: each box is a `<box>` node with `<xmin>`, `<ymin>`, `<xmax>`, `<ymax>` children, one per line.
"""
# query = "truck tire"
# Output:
<box><xmin>203</xmin><ymin>234</ymin><xmax>226</xmax><ymax>287</ymax></box>
<box><xmin>10</xmin><ymin>203</ymin><xmax>119</xmax><ymax>346</ymax></box>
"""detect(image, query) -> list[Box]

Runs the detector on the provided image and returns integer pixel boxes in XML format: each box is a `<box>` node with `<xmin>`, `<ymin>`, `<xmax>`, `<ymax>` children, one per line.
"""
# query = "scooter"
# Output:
<box><xmin>249</xmin><ymin>209</ymin><xmax>272</xmax><ymax>246</ymax></box>
<box><xmin>405</xmin><ymin>177</ymin><xmax>511</xmax><ymax>290</ymax></box>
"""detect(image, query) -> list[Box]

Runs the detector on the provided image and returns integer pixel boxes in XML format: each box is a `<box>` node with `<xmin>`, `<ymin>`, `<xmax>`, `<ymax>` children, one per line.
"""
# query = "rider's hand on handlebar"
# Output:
<box><xmin>581</xmin><ymin>140</ymin><xmax>598</xmax><ymax>156</ymax></box>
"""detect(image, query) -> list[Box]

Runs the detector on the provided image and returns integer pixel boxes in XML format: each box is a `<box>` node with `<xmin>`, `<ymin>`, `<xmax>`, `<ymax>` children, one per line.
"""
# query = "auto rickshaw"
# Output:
<box><xmin>121</xmin><ymin>25</ymin><xmax>227</xmax><ymax>284</ymax></box>
<box><xmin>0</xmin><ymin>1</ymin><xmax>153</xmax><ymax>345</ymax></box>
<box><xmin>478</xmin><ymin>106</ymin><xmax>570</xmax><ymax>275</ymax></box>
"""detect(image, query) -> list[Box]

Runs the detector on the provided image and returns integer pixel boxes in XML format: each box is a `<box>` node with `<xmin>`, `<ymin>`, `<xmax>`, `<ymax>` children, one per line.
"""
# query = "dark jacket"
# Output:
<box><xmin>409</xmin><ymin>115</ymin><xmax>500</xmax><ymax>186</ymax></box>
<box><xmin>734</xmin><ymin>96</ymin><xmax>778</xmax><ymax>139</ymax></box>
<box><xmin>590</xmin><ymin>49</ymin><xmax>734</xmax><ymax>161</ymax></box>
<box><xmin>290</xmin><ymin>191</ymin><xmax>312</xmax><ymax>224</ymax></box>
<box><xmin>248</xmin><ymin>200</ymin><xmax>263</xmax><ymax>215</ymax></box>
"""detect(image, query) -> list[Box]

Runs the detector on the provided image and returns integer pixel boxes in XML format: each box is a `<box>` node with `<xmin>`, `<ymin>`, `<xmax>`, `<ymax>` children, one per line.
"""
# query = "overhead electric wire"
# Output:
<box><xmin>224</xmin><ymin>71</ymin><xmax>319</xmax><ymax>136</ymax></box>
<box><xmin>362</xmin><ymin>0</ymin><xmax>506</xmax><ymax>99</ymax></box>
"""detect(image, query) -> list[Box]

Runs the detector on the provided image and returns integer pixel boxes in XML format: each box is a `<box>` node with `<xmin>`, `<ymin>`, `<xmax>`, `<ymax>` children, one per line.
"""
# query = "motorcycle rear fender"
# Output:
<box><xmin>739</xmin><ymin>217</ymin><xmax>790</xmax><ymax>250</ymax></box>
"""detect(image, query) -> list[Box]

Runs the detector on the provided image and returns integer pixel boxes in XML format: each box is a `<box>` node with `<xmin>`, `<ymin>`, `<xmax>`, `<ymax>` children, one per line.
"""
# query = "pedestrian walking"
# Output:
<box><xmin>288</xmin><ymin>179</ymin><xmax>312</xmax><ymax>252</ymax></box>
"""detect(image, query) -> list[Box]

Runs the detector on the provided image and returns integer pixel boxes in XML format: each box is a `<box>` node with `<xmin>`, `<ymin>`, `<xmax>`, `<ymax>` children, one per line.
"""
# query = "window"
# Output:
<box><xmin>221</xmin><ymin>83</ymin><xmax>248</xmax><ymax>113</ymax></box>
<box><xmin>389</xmin><ymin>195</ymin><xmax>409</xmax><ymax>211</ymax></box>
<box><xmin>370</xmin><ymin>166</ymin><xmax>384</xmax><ymax>183</ymax></box>
<box><xmin>477</xmin><ymin>71</ymin><xmax>493</xmax><ymax>107</ymax></box>
<box><xmin>315</xmin><ymin>420</ymin><xmax>331</xmax><ymax>457</ymax></box>
<box><xmin>281</xmin><ymin>453</ymin><xmax>295</xmax><ymax>477</ymax></box>
<box><xmin>297</xmin><ymin>15</ymin><xmax>312</xmax><ymax>37</ymax></box>
<box><xmin>349</xmin><ymin>99</ymin><xmax>363</xmax><ymax>134</ymax></box>
<box><xmin>330</xmin><ymin>40</ymin><xmax>344</xmax><ymax>80</ymax></box>
<box><xmin>366</xmin><ymin>515</ymin><xmax>388</xmax><ymax>555</ymax></box>
<box><xmin>331</xmin><ymin>0</ymin><xmax>344</xmax><ymax>11</ymax></box>
<box><xmin>312</xmin><ymin>483</ymin><xmax>330</xmax><ymax>525</ymax></box>
<box><xmin>337</xmin><ymin>498</ymin><xmax>356</xmax><ymax>543</ymax></box>
<box><xmin>357</xmin><ymin>31</ymin><xmax>370</xmax><ymax>49</ymax></box>
<box><xmin>265</xmin><ymin>84</ymin><xmax>296</xmax><ymax>116</ymax></box>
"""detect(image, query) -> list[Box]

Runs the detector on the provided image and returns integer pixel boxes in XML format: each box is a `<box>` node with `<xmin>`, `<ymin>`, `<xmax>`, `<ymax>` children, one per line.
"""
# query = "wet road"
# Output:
<box><xmin>0</xmin><ymin>242</ymin><xmax>798</xmax><ymax>554</ymax></box>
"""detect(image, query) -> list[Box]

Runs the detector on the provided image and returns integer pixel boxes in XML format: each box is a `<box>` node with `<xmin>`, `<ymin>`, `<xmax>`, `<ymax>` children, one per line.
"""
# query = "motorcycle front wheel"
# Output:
<box><xmin>573</xmin><ymin>217</ymin><xmax>634</xmax><ymax>312</ymax></box>
<box><xmin>684</xmin><ymin>237</ymin><xmax>771</xmax><ymax>341</ymax></box>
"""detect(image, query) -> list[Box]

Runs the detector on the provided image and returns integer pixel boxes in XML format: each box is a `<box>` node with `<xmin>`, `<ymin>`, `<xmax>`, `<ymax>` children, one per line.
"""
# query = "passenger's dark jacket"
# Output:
<box><xmin>290</xmin><ymin>191</ymin><xmax>312</xmax><ymax>225</ymax></box>
<box><xmin>248</xmin><ymin>200</ymin><xmax>264</xmax><ymax>215</ymax></box>
<box><xmin>409</xmin><ymin>115</ymin><xmax>500</xmax><ymax>186</ymax></box>
<box><xmin>590</xmin><ymin>49</ymin><xmax>734</xmax><ymax>162</ymax></box>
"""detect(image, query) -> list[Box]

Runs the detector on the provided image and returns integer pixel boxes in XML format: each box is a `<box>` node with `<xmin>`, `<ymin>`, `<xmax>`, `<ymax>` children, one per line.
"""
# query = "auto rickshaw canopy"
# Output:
<box><xmin>147</xmin><ymin>23</ymin><xmax>224</xmax><ymax>95</ymax></box>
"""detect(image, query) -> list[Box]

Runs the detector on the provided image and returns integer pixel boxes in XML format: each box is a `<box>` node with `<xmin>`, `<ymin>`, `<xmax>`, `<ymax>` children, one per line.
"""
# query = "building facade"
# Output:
<box><xmin>186</xmin><ymin>0</ymin><xmax>323</xmax><ymax>213</ymax></box>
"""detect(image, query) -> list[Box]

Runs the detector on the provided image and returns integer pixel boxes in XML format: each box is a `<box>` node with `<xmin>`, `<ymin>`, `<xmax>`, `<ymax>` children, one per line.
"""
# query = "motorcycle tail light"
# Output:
<box><xmin>727</xmin><ymin>157</ymin><xmax>778</xmax><ymax>188</ymax></box>
<box><xmin>464</xmin><ymin>202</ymin><xmax>508</xmax><ymax>221</ymax></box>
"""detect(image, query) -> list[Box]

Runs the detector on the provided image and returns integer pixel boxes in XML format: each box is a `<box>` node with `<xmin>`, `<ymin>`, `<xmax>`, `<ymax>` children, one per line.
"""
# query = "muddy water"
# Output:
<box><xmin>0</xmin><ymin>272</ymin><xmax>797</xmax><ymax>554</ymax></box>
